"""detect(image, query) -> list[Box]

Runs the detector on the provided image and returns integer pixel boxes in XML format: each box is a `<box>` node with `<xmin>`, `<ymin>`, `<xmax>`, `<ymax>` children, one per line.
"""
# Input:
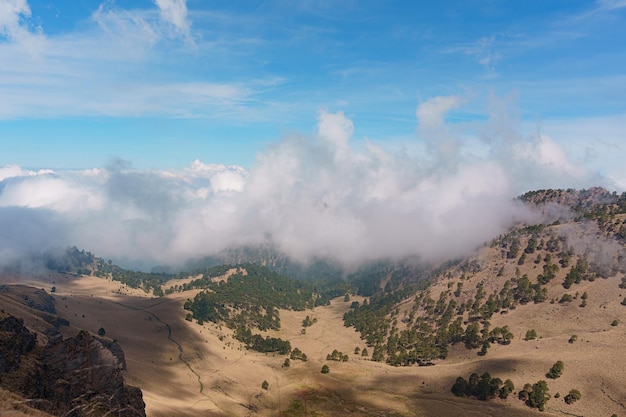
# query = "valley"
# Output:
<box><xmin>1</xmin><ymin>188</ymin><xmax>625</xmax><ymax>416</ymax></box>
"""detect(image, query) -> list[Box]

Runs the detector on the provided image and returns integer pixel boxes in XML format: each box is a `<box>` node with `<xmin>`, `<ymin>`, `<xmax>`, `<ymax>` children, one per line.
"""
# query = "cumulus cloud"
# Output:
<box><xmin>416</xmin><ymin>95</ymin><xmax>464</xmax><ymax>171</ymax></box>
<box><xmin>317</xmin><ymin>110</ymin><xmax>353</xmax><ymax>155</ymax></box>
<box><xmin>0</xmin><ymin>175</ymin><xmax>102</xmax><ymax>213</ymax></box>
<box><xmin>0</xmin><ymin>165</ymin><xmax>54</xmax><ymax>181</ymax></box>
<box><xmin>516</xmin><ymin>134</ymin><xmax>585</xmax><ymax>177</ymax></box>
<box><xmin>0</xmin><ymin>0</ymin><xmax>30</xmax><ymax>39</ymax></box>
<box><xmin>0</xmin><ymin>98</ymin><xmax>609</xmax><ymax>269</ymax></box>
<box><xmin>416</xmin><ymin>96</ymin><xmax>462</xmax><ymax>132</ymax></box>
<box><xmin>0</xmin><ymin>0</ymin><xmax>45</xmax><ymax>52</ymax></box>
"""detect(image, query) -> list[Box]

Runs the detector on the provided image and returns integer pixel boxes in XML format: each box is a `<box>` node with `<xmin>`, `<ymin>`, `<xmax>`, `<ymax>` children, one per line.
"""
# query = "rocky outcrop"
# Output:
<box><xmin>0</xmin><ymin>315</ymin><xmax>37</xmax><ymax>374</ymax></box>
<box><xmin>0</xmin><ymin>312</ymin><xmax>145</xmax><ymax>417</ymax></box>
<box><xmin>42</xmin><ymin>330</ymin><xmax>145</xmax><ymax>416</ymax></box>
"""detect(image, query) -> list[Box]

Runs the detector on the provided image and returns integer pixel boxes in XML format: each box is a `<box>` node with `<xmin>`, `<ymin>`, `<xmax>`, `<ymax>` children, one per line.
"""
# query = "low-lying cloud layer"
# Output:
<box><xmin>0</xmin><ymin>99</ymin><xmax>610</xmax><ymax>269</ymax></box>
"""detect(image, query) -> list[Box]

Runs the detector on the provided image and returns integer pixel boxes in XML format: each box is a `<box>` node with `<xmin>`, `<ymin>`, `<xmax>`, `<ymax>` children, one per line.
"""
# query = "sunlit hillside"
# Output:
<box><xmin>1</xmin><ymin>188</ymin><xmax>625</xmax><ymax>416</ymax></box>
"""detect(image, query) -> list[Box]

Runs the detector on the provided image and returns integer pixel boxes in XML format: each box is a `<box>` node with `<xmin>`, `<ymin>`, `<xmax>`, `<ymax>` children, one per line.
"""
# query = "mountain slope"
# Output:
<box><xmin>1</xmin><ymin>187</ymin><xmax>624</xmax><ymax>416</ymax></box>
<box><xmin>341</xmin><ymin>188</ymin><xmax>626</xmax><ymax>415</ymax></box>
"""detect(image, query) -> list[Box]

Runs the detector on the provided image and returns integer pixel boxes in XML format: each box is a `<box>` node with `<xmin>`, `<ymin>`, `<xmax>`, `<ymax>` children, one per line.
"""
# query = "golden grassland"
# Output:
<box><xmin>2</xmin><ymin>251</ymin><xmax>625</xmax><ymax>417</ymax></box>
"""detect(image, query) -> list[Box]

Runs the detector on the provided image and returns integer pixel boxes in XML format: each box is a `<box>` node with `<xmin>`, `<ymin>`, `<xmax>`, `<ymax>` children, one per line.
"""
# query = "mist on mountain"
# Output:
<box><xmin>0</xmin><ymin>100</ymin><xmax>611</xmax><ymax>270</ymax></box>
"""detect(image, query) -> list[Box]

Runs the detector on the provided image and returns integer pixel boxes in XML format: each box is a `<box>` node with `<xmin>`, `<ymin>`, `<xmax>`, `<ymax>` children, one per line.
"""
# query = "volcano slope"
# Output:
<box><xmin>1</xmin><ymin>275</ymin><xmax>552</xmax><ymax>417</ymax></box>
<box><xmin>1</xmin><ymin>187</ymin><xmax>625</xmax><ymax>416</ymax></box>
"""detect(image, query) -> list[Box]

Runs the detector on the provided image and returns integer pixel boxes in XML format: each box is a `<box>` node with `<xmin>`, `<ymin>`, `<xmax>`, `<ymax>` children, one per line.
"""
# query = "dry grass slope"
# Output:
<box><xmin>2</xmin><ymin>222</ymin><xmax>625</xmax><ymax>417</ymax></box>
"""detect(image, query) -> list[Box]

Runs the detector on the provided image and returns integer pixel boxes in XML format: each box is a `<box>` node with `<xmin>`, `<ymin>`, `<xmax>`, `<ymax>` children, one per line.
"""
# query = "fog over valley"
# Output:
<box><xmin>0</xmin><ymin>102</ymin><xmax>611</xmax><ymax>269</ymax></box>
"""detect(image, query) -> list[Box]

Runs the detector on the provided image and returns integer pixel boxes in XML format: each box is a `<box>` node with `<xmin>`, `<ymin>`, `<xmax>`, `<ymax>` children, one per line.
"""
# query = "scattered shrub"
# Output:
<box><xmin>290</xmin><ymin>347</ymin><xmax>307</xmax><ymax>362</ymax></box>
<box><xmin>546</xmin><ymin>360</ymin><xmax>564</xmax><ymax>379</ymax></box>
<box><xmin>564</xmin><ymin>389</ymin><xmax>581</xmax><ymax>404</ymax></box>
<box><xmin>520</xmin><ymin>380</ymin><xmax>551</xmax><ymax>411</ymax></box>
<box><xmin>451</xmin><ymin>372</ymin><xmax>504</xmax><ymax>401</ymax></box>
<box><xmin>302</xmin><ymin>315</ymin><xmax>317</xmax><ymax>327</ymax></box>
<box><xmin>326</xmin><ymin>349</ymin><xmax>348</xmax><ymax>361</ymax></box>
<box><xmin>499</xmin><ymin>379</ymin><xmax>515</xmax><ymax>399</ymax></box>
<box><xmin>524</xmin><ymin>329</ymin><xmax>537</xmax><ymax>340</ymax></box>
<box><xmin>518</xmin><ymin>383</ymin><xmax>532</xmax><ymax>402</ymax></box>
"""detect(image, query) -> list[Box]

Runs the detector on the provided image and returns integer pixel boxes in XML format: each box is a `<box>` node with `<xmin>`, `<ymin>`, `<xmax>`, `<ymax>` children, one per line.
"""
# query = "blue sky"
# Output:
<box><xmin>1</xmin><ymin>0</ymin><xmax>624</xmax><ymax>173</ymax></box>
<box><xmin>1</xmin><ymin>0</ymin><xmax>626</xmax><ymax>266</ymax></box>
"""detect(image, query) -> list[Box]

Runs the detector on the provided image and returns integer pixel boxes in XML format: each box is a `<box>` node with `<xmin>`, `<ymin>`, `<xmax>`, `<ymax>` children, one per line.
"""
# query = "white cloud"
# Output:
<box><xmin>597</xmin><ymin>0</ymin><xmax>626</xmax><ymax>10</ymax></box>
<box><xmin>608</xmin><ymin>172</ymin><xmax>626</xmax><ymax>192</ymax></box>
<box><xmin>0</xmin><ymin>98</ymin><xmax>615</xmax><ymax>268</ymax></box>
<box><xmin>0</xmin><ymin>1</ymin><xmax>266</xmax><ymax>120</ymax></box>
<box><xmin>0</xmin><ymin>0</ymin><xmax>45</xmax><ymax>53</ymax></box>
<box><xmin>415</xmin><ymin>95</ymin><xmax>465</xmax><ymax>171</ymax></box>
<box><xmin>0</xmin><ymin>0</ymin><xmax>30</xmax><ymax>38</ymax></box>
<box><xmin>92</xmin><ymin>2</ymin><xmax>158</xmax><ymax>46</ymax></box>
<box><xmin>533</xmin><ymin>134</ymin><xmax>584</xmax><ymax>177</ymax></box>
<box><xmin>0</xmin><ymin>175</ymin><xmax>103</xmax><ymax>213</ymax></box>
<box><xmin>0</xmin><ymin>165</ymin><xmax>54</xmax><ymax>181</ymax></box>
<box><xmin>183</xmin><ymin>159</ymin><xmax>247</xmax><ymax>193</ymax></box>
<box><xmin>153</xmin><ymin>0</ymin><xmax>191</xmax><ymax>40</ymax></box>
<box><xmin>416</xmin><ymin>96</ymin><xmax>462</xmax><ymax>131</ymax></box>
<box><xmin>317</xmin><ymin>110</ymin><xmax>354</xmax><ymax>159</ymax></box>
<box><xmin>442</xmin><ymin>35</ymin><xmax>502</xmax><ymax>78</ymax></box>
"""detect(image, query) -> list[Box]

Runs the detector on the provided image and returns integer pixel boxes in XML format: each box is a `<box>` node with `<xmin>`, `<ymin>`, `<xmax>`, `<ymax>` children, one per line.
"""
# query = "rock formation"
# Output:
<box><xmin>0</xmin><ymin>312</ymin><xmax>145</xmax><ymax>417</ymax></box>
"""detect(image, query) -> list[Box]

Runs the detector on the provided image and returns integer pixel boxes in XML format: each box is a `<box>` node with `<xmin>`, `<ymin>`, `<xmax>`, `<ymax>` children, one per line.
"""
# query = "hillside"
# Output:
<box><xmin>339</xmin><ymin>188</ymin><xmax>626</xmax><ymax>415</ymax></box>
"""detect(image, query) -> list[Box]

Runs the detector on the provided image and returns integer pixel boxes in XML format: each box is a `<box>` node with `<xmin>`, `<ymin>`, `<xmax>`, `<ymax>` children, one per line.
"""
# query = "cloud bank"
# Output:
<box><xmin>0</xmin><ymin>99</ymin><xmax>609</xmax><ymax>269</ymax></box>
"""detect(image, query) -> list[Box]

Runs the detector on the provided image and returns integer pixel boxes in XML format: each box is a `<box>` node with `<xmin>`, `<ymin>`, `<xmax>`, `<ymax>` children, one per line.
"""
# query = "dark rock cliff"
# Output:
<box><xmin>0</xmin><ymin>312</ymin><xmax>145</xmax><ymax>417</ymax></box>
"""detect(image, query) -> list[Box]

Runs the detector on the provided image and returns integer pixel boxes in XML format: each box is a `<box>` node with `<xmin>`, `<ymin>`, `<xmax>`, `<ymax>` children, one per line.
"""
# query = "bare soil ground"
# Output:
<box><xmin>2</xmin><ymin>266</ymin><xmax>624</xmax><ymax>416</ymax></box>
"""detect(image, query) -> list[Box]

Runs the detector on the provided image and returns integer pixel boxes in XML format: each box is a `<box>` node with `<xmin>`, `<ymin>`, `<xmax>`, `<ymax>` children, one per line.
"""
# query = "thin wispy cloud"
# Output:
<box><xmin>0</xmin><ymin>0</ymin><xmax>270</xmax><ymax>120</ymax></box>
<box><xmin>154</xmin><ymin>0</ymin><xmax>192</xmax><ymax>39</ymax></box>
<box><xmin>92</xmin><ymin>3</ymin><xmax>158</xmax><ymax>45</ymax></box>
<box><xmin>592</xmin><ymin>0</ymin><xmax>626</xmax><ymax>12</ymax></box>
<box><xmin>442</xmin><ymin>35</ymin><xmax>502</xmax><ymax>78</ymax></box>
<box><xmin>584</xmin><ymin>0</ymin><xmax>626</xmax><ymax>16</ymax></box>
<box><xmin>1</xmin><ymin>1</ymin><xmax>624</xmax><ymax>127</ymax></box>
